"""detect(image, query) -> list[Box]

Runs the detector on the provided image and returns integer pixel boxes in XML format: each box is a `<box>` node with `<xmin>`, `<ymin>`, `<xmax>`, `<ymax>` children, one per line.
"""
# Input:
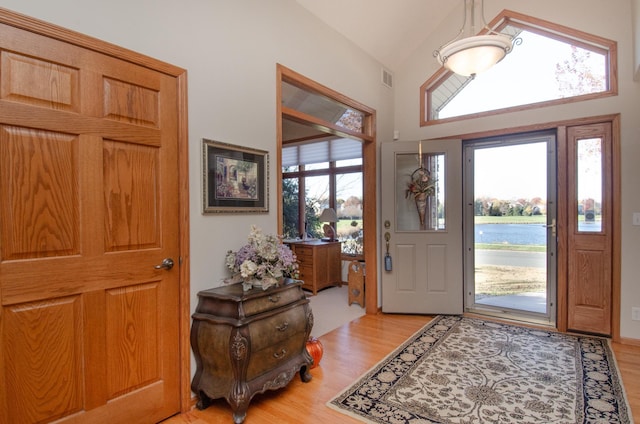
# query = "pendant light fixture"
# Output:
<box><xmin>434</xmin><ymin>0</ymin><xmax>514</xmax><ymax>78</ymax></box>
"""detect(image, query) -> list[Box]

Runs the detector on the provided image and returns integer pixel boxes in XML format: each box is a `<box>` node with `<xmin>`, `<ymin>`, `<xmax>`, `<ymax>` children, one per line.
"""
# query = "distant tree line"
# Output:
<box><xmin>474</xmin><ymin>197</ymin><xmax>545</xmax><ymax>217</ymax></box>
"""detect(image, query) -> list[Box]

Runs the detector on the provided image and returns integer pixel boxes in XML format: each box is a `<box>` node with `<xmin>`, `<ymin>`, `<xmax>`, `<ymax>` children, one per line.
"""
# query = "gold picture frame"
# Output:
<box><xmin>202</xmin><ymin>139</ymin><xmax>269</xmax><ymax>213</ymax></box>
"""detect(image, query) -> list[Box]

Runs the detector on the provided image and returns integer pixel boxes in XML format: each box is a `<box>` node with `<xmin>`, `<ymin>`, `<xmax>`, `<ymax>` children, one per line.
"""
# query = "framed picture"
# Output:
<box><xmin>202</xmin><ymin>139</ymin><xmax>269</xmax><ymax>213</ymax></box>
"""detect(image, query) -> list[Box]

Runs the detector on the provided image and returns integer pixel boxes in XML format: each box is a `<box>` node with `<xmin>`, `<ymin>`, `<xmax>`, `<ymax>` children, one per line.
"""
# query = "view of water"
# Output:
<box><xmin>475</xmin><ymin>223</ymin><xmax>546</xmax><ymax>245</ymax></box>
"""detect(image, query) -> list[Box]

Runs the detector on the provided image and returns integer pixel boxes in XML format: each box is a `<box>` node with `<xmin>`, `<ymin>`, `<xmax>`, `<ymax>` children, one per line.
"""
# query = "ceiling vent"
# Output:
<box><xmin>381</xmin><ymin>68</ymin><xmax>393</xmax><ymax>88</ymax></box>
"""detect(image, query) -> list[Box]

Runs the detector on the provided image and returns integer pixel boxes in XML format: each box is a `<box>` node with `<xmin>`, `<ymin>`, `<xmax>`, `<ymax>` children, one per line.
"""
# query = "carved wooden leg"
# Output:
<box><xmin>232</xmin><ymin>405</ymin><xmax>248</xmax><ymax>424</ymax></box>
<box><xmin>228</xmin><ymin>328</ymin><xmax>250</xmax><ymax>423</ymax></box>
<box><xmin>228</xmin><ymin>383</ymin><xmax>250</xmax><ymax>424</ymax></box>
<box><xmin>195</xmin><ymin>392</ymin><xmax>213</xmax><ymax>410</ymax></box>
<box><xmin>299</xmin><ymin>365</ymin><xmax>312</xmax><ymax>383</ymax></box>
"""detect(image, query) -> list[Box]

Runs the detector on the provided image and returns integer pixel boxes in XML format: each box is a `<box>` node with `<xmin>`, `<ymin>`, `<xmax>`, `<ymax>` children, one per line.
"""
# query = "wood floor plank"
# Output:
<box><xmin>612</xmin><ymin>342</ymin><xmax>640</xmax><ymax>422</ymax></box>
<box><xmin>163</xmin><ymin>314</ymin><xmax>640</xmax><ymax>423</ymax></box>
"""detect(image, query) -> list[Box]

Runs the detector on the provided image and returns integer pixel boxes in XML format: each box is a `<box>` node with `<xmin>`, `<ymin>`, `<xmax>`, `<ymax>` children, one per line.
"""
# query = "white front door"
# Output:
<box><xmin>380</xmin><ymin>140</ymin><xmax>463</xmax><ymax>314</ymax></box>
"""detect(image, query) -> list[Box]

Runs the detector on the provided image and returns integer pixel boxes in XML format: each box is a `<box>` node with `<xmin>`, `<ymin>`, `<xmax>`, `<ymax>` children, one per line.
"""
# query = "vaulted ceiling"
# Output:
<box><xmin>284</xmin><ymin>1</ymin><xmax>464</xmax><ymax>144</ymax></box>
<box><xmin>295</xmin><ymin>0</ymin><xmax>458</xmax><ymax>70</ymax></box>
<box><xmin>285</xmin><ymin>1</ymin><xmax>460</xmax><ymax>143</ymax></box>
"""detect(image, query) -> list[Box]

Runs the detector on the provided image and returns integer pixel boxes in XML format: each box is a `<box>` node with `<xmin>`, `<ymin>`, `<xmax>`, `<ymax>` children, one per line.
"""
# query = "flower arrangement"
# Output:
<box><xmin>405</xmin><ymin>167</ymin><xmax>436</xmax><ymax>199</ymax></box>
<box><xmin>224</xmin><ymin>225</ymin><xmax>298</xmax><ymax>291</ymax></box>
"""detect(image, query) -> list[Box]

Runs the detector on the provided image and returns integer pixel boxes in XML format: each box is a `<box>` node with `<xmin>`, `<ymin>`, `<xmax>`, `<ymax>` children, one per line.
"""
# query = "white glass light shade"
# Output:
<box><xmin>437</xmin><ymin>34</ymin><xmax>512</xmax><ymax>77</ymax></box>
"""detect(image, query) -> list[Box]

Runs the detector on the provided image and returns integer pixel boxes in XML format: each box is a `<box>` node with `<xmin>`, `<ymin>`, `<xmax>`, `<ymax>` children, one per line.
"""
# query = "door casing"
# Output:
<box><xmin>276</xmin><ymin>64</ymin><xmax>378</xmax><ymax>315</ymax></box>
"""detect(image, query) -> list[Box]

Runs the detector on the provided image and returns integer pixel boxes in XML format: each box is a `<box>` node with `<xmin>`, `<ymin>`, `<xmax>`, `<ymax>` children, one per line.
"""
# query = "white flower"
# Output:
<box><xmin>224</xmin><ymin>226</ymin><xmax>299</xmax><ymax>291</ymax></box>
<box><xmin>240</xmin><ymin>260</ymin><xmax>257</xmax><ymax>278</ymax></box>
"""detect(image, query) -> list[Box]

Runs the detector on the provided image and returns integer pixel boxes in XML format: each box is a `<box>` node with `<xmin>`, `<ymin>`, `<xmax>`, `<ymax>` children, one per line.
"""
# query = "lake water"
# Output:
<box><xmin>475</xmin><ymin>223</ymin><xmax>546</xmax><ymax>245</ymax></box>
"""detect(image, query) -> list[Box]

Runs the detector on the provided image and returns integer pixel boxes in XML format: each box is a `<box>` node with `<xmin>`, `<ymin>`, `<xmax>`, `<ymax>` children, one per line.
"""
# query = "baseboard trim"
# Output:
<box><xmin>618</xmin><ymin>336</ymin><xmax>640</xmax><ymax>346</ymax></box>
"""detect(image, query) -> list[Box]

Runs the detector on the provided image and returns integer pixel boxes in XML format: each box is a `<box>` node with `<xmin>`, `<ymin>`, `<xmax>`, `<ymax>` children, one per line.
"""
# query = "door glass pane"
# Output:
<box><xmin>577</xmin><ymin>138</ymin><xmax>603</xmax><ymax>232</ymax></box>
<box><xmin>396</xmin><ymin>152</ymin><xmax>445</xmax><ymax>231</ymax></box>
<box><xmin>472</xmin><ymin>142</ymin><xmax>548</xmax><ymax>315</ymax></box>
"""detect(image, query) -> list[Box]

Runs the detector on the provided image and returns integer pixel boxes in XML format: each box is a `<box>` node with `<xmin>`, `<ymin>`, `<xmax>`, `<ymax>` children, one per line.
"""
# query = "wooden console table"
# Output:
<box><xmin>190</xmin><ymin>279</ymin><xmax>313</xmax><ymax>424</ymax></box>
<box><xmin>286</xmin><ymin>240</ymin><xmax>342</xmax><ymax>295</ymax></box>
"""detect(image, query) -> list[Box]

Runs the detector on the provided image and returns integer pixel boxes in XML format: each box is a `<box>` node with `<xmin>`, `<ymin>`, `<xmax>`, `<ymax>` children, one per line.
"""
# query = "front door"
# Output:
<box><xmin>462</xmin><ymin>133</ymin><xmax>558</xmax><ymax>325</ymax></box>
<box><xmin>0</xmin><ymin>17</ymin><xmax>182</xmax><ymax>423</ymax></box>
<box><xmin>380</xmin><ymin>140</ymin><xmax>462</xmax><ymax>314</ymax></box>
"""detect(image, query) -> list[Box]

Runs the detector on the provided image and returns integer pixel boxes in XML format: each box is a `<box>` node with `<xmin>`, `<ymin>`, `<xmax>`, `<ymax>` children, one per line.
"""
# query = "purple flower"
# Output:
<box><xmin>224</xmin><ymin>226</ymin><xmax>299</xmax><ymax>290</ymax></box>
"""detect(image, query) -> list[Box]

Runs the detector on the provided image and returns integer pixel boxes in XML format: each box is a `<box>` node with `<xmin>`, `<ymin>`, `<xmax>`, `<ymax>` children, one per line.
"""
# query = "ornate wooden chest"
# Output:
<box><xmin>190</xmin><ymin>279</ymin><xmax>313</xmax><ymax>423</ymax></box>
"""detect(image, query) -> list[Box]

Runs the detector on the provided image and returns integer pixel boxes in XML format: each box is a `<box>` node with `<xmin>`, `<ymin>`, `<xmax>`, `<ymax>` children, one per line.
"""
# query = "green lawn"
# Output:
<box><xmin>475</xmin><ymin>214</ymin><xmax>599</xmax><ymax>224</ymax></box>
<box><xmin>336</xmin><ymin>219</ymin><xmax>362</xmax><ymax>233</ymax></box>
<box><xmin>474</xmin><ymin>215</ymin><xmax>547</xmax><ymax>224</ymax></box>
<box><xmin>475</xmin><ymin>243</ymin><xmax>546</xmax><ymax>252</ymax></box>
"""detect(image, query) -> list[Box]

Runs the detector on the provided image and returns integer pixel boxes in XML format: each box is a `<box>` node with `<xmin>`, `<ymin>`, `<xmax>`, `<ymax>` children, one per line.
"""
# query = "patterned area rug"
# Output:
<box><xmin>328</xmin><ymin>315</ymin><xmax>633</xmax><ymax>423</ymax></box>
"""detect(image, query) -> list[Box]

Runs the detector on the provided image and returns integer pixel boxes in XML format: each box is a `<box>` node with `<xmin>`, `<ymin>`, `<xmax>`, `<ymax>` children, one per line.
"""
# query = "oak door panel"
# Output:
<box><xmin>0</xmin><ymin>127</ymin><xmax>79</xmax><ymax>260</ymax></box>
<box><xmin>567</xmin><ymin>123</ymin><xmax>612</xmax><ymax>335</ymax></box>
<box><xmin>4</xmin><ymin>297</ymin><xmax>84</xmax><ymax>423</ymax></box>
<box><xmin>0</xmin><ymin>19</ymin><xmax>181</xmax><ymax>424</ymax></box>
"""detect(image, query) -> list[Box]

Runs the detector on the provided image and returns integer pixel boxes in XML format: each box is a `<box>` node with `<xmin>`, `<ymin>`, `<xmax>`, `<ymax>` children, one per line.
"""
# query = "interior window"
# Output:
<box><xmin>282</xmin><ymin>158</ymin><xmax>364</xmax><ymax>255</ymax></box>
<box><xmin>279</xmin><ymin>67</ymin><xmax>373</xmax><ymax>259</ymax></box>
<box><xmin>306</xmin><ymin>162</ymin><xmax>330</xmax><ymax>170</ymax></box>
<box><xmin>281</xmin><ymin>81</ymin><xmax>364</xmax><ymax>133</ymax></box>
<box><xmin>336</xmin><ymin>170</ymin><xmax>363</xmax><ymax>255</ymax></box>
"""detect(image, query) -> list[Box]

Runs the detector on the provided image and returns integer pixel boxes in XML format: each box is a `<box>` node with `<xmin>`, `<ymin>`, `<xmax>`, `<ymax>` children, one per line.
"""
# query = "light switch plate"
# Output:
<box><xmin>634</xmin><ymin>212</ymin><xmax>640</xmax><ymax>226</ymax></box>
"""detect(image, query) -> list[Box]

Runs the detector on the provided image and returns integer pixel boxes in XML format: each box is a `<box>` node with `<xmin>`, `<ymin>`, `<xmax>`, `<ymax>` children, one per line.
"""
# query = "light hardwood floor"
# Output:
<box><xmin>163</xmin><ymin>314</ymin><xmax>640</xmax><ymax>423</ymax></box>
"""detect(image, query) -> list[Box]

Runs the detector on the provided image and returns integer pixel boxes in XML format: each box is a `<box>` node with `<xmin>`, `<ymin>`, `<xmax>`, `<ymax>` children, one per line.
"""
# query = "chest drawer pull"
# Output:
<box><xmin>268</xmin><ymin>295</ymin><xmax>280</xmax><ymax>303</ymax></box>
<box><xmin>276</xmin><ymin>322</ymin><xmax>289</xmax><ymax>332</ymax></box>
<box><xmin>273</xmin><ymin>348</ymin><xmax>287</xmax><ymax>359</ymax></box>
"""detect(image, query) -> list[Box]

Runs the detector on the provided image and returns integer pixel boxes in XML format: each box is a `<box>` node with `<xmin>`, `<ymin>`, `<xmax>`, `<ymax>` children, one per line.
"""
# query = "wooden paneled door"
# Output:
<box><xmin>566</xmin><ymin>123</ymin><xmax>613</xmax><ymax>335</ymax></box>
<box><xmin>0</xmin><ymin>10</ymin><xmax>187</xmax><ymax>424</ymax></box>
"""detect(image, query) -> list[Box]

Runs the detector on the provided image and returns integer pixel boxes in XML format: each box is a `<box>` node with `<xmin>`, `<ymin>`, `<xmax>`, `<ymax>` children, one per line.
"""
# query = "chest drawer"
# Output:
<box><xmin>242</xmin><ymin>287</ymin><xmax>302</xmax><ymax>316</ymax></box>
<box><xmin>194</xmin><ymin>280</ymin><xmax>306</xmax><ymax>319</ymax></box>
<box><xmin>297</xmin><ymin>264</ymin><xmax>312</xmax><ymax>278</ymax></box>
<box><xmin>294</xmin><ymin>246</ymin><xmax>312</xmax><ymax>260</ymax></box>
<box><xmin>248</xmin><ymin>304</ymin><xmax>307</xmax><ymax>352</ymax></box>
<box><xmin>246</xmin><ymin>330</ymin><xmax>308</xmax><ymax>380</ymax></box>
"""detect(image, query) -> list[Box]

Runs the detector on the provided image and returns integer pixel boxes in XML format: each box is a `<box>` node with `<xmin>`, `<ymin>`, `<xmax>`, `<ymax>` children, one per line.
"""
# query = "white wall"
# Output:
<box><xmin>634</xmin><ymin>0</ymin><xmax>640</xmax><ymax>80</ymax></box>
<box><xmin>2</xmin><ymin>0</ymin><xmax>638</xmax><ymax>344</ymax></box>
<box><xmin>0</xmin><ymin>0</ymin><xmax>394</xmax><ymax>374</ymax></box>
<box><xmin>394</xmin><ymin>0</ymin><xmax>640</xmax><ymax>340</ymax></box>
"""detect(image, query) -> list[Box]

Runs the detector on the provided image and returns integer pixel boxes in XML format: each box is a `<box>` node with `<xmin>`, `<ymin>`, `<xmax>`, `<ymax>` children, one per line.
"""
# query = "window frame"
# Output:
<box><xmin>420</xmin><ymin>9</ymin><xmax>618</xmax><ymax>126</ymax></box>
<box><xmin>283</xmin><ymin>160</ymin><xmax>364</xmax><ymax>258</ymax></box>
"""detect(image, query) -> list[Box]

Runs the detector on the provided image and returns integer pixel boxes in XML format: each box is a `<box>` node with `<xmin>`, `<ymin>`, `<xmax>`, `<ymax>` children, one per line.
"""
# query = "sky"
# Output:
<box><xmin>474</xmin><ymin>142</ymin><xmax>547</xmax><ymax>200</ymax></box>
<box><xmin>445</xmin><ymin>29</ymin><xmax>605</xmax><ymax>203</ymax></box>
<box><xmin>303</xmin><ymin>30</ymin><xmax>606</xmax><ymax>207</ymax></box>
<box><xmin>440</xmin><ymin>30</ymin><xmax>605</xmax><ymax>119</ymax></box>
